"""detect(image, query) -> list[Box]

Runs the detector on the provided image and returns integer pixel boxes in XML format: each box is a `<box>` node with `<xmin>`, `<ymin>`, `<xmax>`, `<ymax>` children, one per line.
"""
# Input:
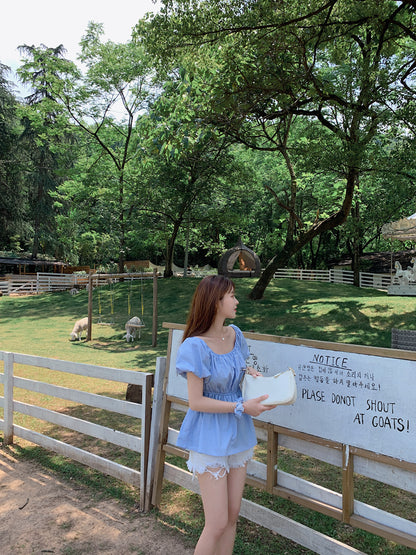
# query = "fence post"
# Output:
<box><xmin>87</xmin><ymin>271</ymin><xmax>93</xmax><ymax>341</ymax></box>
<box><xmin>3</xmin><ymin>352</ymin><xmax>14</xmax><ymax>445</ymax></box>
<box><xmin>342</xmin><ymin>445</ymin><xmax>354</xmax><ymax>524</ymax></box>
<box><xmin>139</xmin><ymin>373</ymin><xmax>154</xmax><ymax>512</ymax></box>
<box><xmin>145</xmin><ymin>356</ymin><xmax>166</xmax><ymax>511</ymax></box>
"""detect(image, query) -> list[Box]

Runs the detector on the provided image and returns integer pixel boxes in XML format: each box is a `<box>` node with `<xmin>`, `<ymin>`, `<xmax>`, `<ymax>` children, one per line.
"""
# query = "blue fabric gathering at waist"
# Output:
<box><xmin>204</xmin><ymin>390</ymin><xmax>241</xmax><ymax>401</ymax></box>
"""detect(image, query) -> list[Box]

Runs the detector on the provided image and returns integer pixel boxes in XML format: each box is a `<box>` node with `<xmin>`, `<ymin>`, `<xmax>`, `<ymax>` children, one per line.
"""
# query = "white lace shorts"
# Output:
<box><xmin>187</xmin><ymin>447</ymin><xmax>254</xmax><ymax>479</ymax></box>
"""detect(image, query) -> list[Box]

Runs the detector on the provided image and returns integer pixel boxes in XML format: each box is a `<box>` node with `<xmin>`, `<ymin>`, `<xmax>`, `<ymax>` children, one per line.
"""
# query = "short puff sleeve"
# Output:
<box><xmin>176</xmin><ymin>338</ymin><xmax>211</xmax><ymax>380</ymax></box>
<box><xmin>234</xmin><ymin>325</ymin><xmax>250</xmax><ymax>361</ymax></box>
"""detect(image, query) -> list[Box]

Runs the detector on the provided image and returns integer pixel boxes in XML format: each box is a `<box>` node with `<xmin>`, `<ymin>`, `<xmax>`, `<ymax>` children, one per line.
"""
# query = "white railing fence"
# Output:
<box><xmin>359</xmin><ymin>272</ymin><xmax>394</xmax><ymax>290</ymax></box>
<box><xmin>0</xmin><ymin>272</ymin><xmax>154</xmax><ymax>296</ymax></box>
<box><xmin>37</xmin><ymin>273</ymin><xmax>77</xmax><ymax>292</ymax></box>
<box><xmin>0</xmin><ymin>351</ymin><xmax>154</xmax><ymax>511</ymax></box>
<box><xmin>274</xmin><ymin>268</ymin><xmax>336</xmax><ymax>282</ymax></box>
<box><xmin>273</xmin><ymin>268</ymin><xmax>392</xmax><ymax>290</ymax></box>
<box><xmin>0</xmin><ymin>280</ymin><xmax>11</xmax><ymax>295</ymax></box>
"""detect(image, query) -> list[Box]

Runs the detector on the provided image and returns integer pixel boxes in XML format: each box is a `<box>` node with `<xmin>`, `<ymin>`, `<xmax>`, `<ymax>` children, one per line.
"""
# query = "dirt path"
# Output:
<box><xmin>0</xmin><ymin>448</ymin><xmax>194</xmax><ymax>555</ymax></box>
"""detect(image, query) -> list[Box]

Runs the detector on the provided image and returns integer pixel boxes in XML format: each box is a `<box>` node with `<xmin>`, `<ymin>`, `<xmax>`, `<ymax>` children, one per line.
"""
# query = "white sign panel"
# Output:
<box><xmin>167</xmin><ymin>329</ymin><xmax>416</xmax><ymax>463</ymax></box>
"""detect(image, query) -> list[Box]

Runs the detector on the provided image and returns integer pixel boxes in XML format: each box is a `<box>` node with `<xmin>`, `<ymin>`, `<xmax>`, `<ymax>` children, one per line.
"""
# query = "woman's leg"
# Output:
<box><xmin>194</xmin><ymin>467</ymin><xmax>230</xmax><ymax>555</ymax></box>
<box><xmin>217</xmin><ymin>464</ymin><xmax>248</xmax><ymax>555</ymax></box>
<box><xmin>194</xmin><ymin>464</ymin><xmax>248</xmax><ymax>555</ymax></box>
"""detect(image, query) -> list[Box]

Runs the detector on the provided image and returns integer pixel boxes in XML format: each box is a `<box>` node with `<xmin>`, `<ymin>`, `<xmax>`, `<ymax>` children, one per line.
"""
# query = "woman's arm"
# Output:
<box><xmin>187</xmin><ymin>372</ymin><xmax>275</xmax><ymax>417</ymax></box>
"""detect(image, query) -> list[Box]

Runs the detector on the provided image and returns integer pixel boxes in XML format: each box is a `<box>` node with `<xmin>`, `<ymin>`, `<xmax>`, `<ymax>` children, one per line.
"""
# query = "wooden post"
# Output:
<box><xmin>3</xmin><ymin>352</ymin><xmax>14</xmax><ymax>445</ymax></box>
<box><xmin>145</xmin><ymin>357</ymin><xmax>167</xmax><ymax>511</ymax></box>
<box><xmin>152</xmin><ymin>268</ymin><xmax>158</xmax><ymax>347</ymax></box>
<box><xmin>266</xmin><ymin>424</ymin><xmax>278</xmax><ymax>494</ymax></box>
<box><xmin>87</xmin><ymin>271</ymin><xmax>93</xmax><ymax>341</ymax></box>
<box><xmin>139</xmin><ymin>373</ymin><xmax>154</xmax><ymax>512</ymax></box>
<box><xmin>342</xmin><ymin>444</ymin><xmax>354</xmax><ymax>524</ymax></box>
<box><xmin>152</xmin><ymin>396</ymin><xmax>171</xmax><ymax>508</ymax></box>
<box><xmin>152</xmin><ymin>331</ymin><xmax>174</xmax><ymax>507</ymax></box>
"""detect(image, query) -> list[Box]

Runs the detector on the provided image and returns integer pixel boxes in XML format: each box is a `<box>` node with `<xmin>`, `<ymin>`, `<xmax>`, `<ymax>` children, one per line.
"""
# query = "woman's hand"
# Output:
<box><xmin>243</xmin><ymin>395</ymin><xmax>277</xmax><ymax>417</ymax></box>
<box><xmin>244</xmin><ymin>366</ymin><xmax>262</xmax><ymax>377</ymax></box>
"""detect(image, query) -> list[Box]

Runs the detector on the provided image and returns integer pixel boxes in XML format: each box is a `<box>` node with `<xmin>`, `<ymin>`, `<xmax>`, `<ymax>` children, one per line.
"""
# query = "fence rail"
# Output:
<box><xmin>0</xmin><ymin>351</ymin><xmax>153</xmax><ymax>510</ymax></box>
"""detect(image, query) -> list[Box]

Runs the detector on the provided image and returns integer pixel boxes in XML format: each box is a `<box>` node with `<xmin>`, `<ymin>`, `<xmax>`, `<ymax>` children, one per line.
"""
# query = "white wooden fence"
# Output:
<box><xmin>273</xmin><ymin>268</ymin><xmax>343</xmax><ymax>282</ymax></box>
<box><xmin>0</xmin><ymin>273</ymin><xmax>78</xmax><ymax>295</ymax></box>
<box><xmin>0</xmin><ymin>351</ymin><xmax>153</xmax><ymax>510</ymax></box>
<box><xmin>273</xmin><ymin>268</ymin><xmax>392</xmax><ymax>290</ymax></box>
<box><xmin>0</xmin><ymin>272</ymin><xmax>155</xmax><ymax>296</ymax></box>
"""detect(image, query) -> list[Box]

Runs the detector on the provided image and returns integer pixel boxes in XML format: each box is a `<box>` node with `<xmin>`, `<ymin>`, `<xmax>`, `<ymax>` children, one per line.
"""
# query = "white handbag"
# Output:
<box><xmin>242</xmin><ymin>368</ymin><xmax>297</xmax><ymax>406</ymax></box>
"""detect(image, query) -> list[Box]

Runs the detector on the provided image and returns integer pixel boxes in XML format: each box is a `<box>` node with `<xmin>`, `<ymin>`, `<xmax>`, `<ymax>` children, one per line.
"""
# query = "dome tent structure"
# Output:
<box><xmin>218</xmin><ymin>238</ymin><xmax>261</xmax><ymax>278</ymax></box>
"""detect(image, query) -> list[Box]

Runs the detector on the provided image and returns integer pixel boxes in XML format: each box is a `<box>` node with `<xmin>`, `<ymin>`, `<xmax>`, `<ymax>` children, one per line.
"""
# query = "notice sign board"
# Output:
<box><xmin>166</xmin><ymin>327</ymin><xmax>416</xmax><ymax>464</ymax></box>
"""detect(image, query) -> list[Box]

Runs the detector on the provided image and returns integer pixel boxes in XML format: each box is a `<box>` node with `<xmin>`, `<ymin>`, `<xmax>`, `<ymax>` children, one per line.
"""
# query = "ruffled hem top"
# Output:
<box><xmin>176</xmin><ymin>324</ymin><xmax>257</xmax><ymax>456</ymax></box>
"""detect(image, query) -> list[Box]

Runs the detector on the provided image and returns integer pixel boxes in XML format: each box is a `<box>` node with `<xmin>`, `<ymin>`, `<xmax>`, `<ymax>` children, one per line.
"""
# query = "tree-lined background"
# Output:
<box><xmin>1</xmin><ymin>0</ymin><xmax>416</xmax><ymax>298</ymax></box>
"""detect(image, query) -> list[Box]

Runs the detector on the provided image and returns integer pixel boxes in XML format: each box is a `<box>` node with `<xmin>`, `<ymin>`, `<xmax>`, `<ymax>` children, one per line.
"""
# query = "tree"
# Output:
<box><xmin>140</xmin><ymin>0</ymin><xmax>416</xmax><ymax>298</ymax></box>
<box><xmin>140</xmin><ymin>71</ymin><xmax>248</xmax><ymax>276</ymax></box>
<box><xmin>17</xmin><ymin>44</ymin><xmax>77</xmax><ymax>259</ymax></box>
<box><xmin>18</xmin><ymin>24</ymin><xmax>155</xmax><ymax>271</ymax></box>
<box><xmin>0</xmin><ymin>64</ymin><xmax>26</xmax><ymax>250</ymax></box>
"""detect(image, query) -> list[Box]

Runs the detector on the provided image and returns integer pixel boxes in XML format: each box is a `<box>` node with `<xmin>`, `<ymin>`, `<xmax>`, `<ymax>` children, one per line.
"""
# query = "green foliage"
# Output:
<box><xmin>17</xmin><ymin>28</ymin><xmax>155</xmax><ymax>270</ymax></box>
<box><xmin>0</xmin><ymin>65</ymin><xmax>27</xmax><ymax>250</ymax></box>
<box><xmin>140</xmin><ymin>0</ymin><xmax>416</xmax><ymax>298</ymax></box>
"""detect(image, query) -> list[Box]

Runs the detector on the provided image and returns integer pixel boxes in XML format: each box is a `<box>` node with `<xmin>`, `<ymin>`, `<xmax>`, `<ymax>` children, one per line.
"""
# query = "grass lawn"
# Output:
<box><xmin>1</xmin><ymin>277</ymin><xmax>416</xmax><ymax>554</ymax></box>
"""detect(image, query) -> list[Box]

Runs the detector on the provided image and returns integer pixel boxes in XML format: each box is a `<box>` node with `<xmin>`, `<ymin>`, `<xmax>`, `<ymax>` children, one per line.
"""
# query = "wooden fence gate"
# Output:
<box><xmin>0</xmin><ymin>351</ymin><xmax>153</xmax><ymax>511</ymax></box>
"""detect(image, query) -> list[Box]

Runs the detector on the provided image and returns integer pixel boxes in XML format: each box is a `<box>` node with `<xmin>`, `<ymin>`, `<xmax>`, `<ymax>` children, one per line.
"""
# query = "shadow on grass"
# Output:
<box><xmin>2</xmin><ymin>277</ymin><xmax>416</xmax><ymax>358</ymax></box>
<box><xmin>233</xmin><ymin>278</ymin><xmax>416</xmax><ymax>348</ymax></box>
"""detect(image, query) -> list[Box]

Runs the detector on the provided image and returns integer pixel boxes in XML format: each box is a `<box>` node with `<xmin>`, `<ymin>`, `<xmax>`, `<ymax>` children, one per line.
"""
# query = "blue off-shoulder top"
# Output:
<box><xmin>176</xmin><ymin>324</ymin><xmax>257</xmax><ymax>456</ymax></box>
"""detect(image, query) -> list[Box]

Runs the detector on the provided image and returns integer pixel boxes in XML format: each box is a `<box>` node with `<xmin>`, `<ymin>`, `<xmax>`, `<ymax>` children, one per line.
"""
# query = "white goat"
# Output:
<box><xmin>70</xmin><ymin>317</ymin><xmax>89</xmax><ymax>341</ymax></box>
<box><xmin>123</xmin><ymin>316</ymin><xmax>144</xmax><ymax>342</ymax></box>
<box><xmin>394</xmin><ymin>261</ymin><xmax>413</xmax><ymax>285</ymax></box>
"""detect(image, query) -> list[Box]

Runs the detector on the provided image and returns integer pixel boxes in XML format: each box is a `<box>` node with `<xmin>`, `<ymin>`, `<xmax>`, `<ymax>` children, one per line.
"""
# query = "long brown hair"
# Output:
<box><xmin>182</xmin><ymin>275</ymin><xmax>235</xmax><ymax>341</ymax></box>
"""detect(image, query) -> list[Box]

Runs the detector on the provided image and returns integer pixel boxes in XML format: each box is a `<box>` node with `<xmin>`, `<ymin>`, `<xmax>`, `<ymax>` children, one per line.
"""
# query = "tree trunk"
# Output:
<box><xmin>249</xmin><ymin>169</ymin><xmax>358</xmax><ymax>300</ymax></box>
<box><xmin>117</xmin><ymin>173</ymin><xmax>125</xmax><ymax>274</ymax></box>
<box><xmin>351</xmin><ymin>180</ymin><xmax>361</xmax><ymax>287</ymax></box>
<box><xmin>249</xmin><ymin>244</ymin><xmax>299</xmax><ymax>300</ymax></box>
<box><xmin>183</xmin><ymin>216</ymin><xmax>190</xmax><ymax>277</ymax></box>
<box><xmin>164</xmin><ymin>219</ymin><xmax>182</xmax><ymax>278</ymax></box>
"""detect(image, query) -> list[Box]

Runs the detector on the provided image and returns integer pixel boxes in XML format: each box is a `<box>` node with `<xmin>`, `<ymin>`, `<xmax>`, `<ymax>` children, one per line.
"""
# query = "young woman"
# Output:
<box><xmin>176</xmin><ymin>275</ymin><xmax>276</xmax><ymax>554</ymax></box>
